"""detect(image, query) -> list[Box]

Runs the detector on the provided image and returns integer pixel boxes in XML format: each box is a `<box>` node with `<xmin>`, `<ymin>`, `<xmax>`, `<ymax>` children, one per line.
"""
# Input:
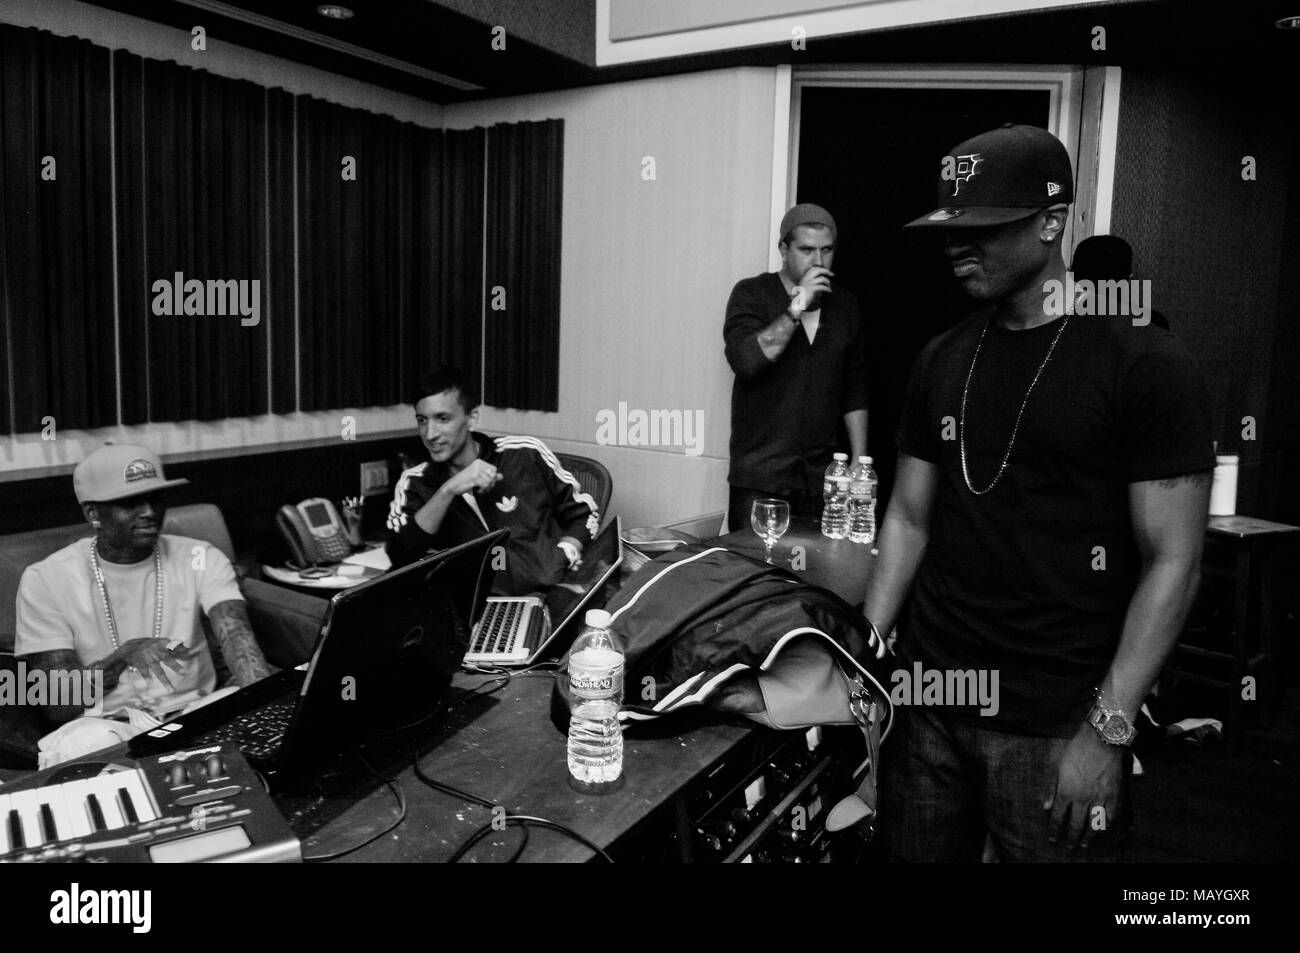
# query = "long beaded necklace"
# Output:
<box><xmin>959</xmin><ymin>312</ymin><xmax>1072</xmax><ymax>496</ymax></box>
<box><xmin>89</xmin><ymin>539</ymin><xmax>163</xmax><ymax>649</ymax></box>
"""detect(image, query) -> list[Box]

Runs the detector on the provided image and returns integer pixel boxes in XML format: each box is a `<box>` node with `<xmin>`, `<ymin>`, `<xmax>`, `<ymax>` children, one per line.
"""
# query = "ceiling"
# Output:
<box><xmin>79</xmin><ymin>0</ymin><xmax>1299</xmax><ymax>102</ymax></box>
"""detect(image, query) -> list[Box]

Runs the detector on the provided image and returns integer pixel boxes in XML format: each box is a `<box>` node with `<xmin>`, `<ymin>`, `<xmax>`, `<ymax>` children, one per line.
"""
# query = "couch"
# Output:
<box><xmin>0</xmin><ymin>503</ymin><xmax>327</xmax><ymax>766</ymax></box>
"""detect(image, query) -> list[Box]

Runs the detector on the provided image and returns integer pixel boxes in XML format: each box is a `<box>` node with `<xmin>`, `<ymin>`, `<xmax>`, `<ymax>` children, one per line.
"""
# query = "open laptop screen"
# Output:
<box><xmin>277</xmin><ymin>530</ymin><xmax>505</xmax><ymax>779</ymax></box>
<box><xmin>540</xmin><ymin>517</ymin><xmax>622</xmax><ymax>644</ymax></box>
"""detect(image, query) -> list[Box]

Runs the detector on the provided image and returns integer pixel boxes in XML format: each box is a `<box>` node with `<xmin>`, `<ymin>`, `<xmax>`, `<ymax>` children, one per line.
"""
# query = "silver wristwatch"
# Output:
<box><xmin>1087</xmin><ymin>693</ymin><xmax>1137</xmax><ymax>746</ymax></box>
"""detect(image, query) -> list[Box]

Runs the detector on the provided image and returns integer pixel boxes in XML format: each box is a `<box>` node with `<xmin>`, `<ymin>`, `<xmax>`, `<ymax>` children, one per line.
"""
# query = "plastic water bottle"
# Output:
<box><xmin>821</xmin><ymin>454</ymin><xmax>850</xmax><ymax>539</ymax></box>
<box><xmin>848</xmin><ymin>455</ymin><xmax>878</xmax><ymax>545</ymax></box>
<box><xmin>567</xmin><ymin>609</ymin><xmax>624</xmax><ymax>787</ymax></box>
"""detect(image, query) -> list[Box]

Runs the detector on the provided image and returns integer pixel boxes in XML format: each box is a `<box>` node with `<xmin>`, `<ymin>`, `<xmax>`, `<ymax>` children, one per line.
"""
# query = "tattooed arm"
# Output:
<box><xmin>21</xmin><ymin>649</ymin><xmax>124</xmax><ymax>725</ymax></box>
<box><xmin>206</xmin><ymin>600</ymin><xmax>271</xmax><ymax>687</ymax></box>
<box><xmin>755</xmin><ymin>307</ymin><xmax>802</xmax><ymax>363</ymax></box>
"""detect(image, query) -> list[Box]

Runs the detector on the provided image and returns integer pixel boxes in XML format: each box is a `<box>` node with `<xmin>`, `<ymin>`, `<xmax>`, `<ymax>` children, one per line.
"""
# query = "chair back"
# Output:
<box><xmin>554</xmin><ymin>452</ymin><xmax>613</xmax><ymax>522</ymax></box>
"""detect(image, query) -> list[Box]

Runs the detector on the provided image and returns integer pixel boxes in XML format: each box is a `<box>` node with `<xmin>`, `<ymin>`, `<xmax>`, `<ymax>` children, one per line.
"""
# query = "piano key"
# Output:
<box><xmin>111</xmin><ymin>770</ymin><xmax>157</xmax><ymax>823</ymax></box>
<box><xmin>85</xmin><ymin>793</ymin><xmax>108</xmax><ymax>832</ymax></box>
<box><xmin>57</xmin><ymin>780</ymin><xmax>95</xmax><ymax>838</ymax></box>
<box><xmin>0</xmin><ymin>793</ymin><xmax>11</xmax><ymax>854</ymax></box>
<box><xmin>84</xmin><ymin>776</ymin><xmax>127</xmax><ymax>830</ymax></box>
<box><xmin>38</xmin><ymin>803</ymin><xmax>57</xmax><ymax>842</ymax></box>
<box><xmin>6</xmin><ymin>809</ymin><xmax>23</xmax><ymax>851</ymax></box>
<box><xmin>8</xmin><ymin>790</ymin><xmax>45</xmax><ymax>848</ymax></box>
<box><xmin>34</xmin><ymin>785</ymin><xmax>76</xmax><ymax>843</ymax></box>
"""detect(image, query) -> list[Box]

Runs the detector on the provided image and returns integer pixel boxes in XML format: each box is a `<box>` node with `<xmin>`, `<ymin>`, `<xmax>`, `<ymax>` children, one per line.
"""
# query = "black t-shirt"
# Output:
<box><xmin>896</xmin><ymin>309</ymin><xmax>1214</xmax><ymax>735</ymax></box>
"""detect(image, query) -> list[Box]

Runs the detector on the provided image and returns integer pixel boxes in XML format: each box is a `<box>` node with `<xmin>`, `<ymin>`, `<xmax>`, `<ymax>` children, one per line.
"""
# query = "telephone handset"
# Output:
<box><xmin>276</xmin><ymin>498</ymin><xmax>353</xmax><ymax>566</ymax></box>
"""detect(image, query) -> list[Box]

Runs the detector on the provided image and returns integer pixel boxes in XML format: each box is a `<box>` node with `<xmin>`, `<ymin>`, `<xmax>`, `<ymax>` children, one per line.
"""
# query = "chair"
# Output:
<box><xmin>555</xmin><ymin>452</ymin><xmax>614</xmax><ymax>523</ymax></box>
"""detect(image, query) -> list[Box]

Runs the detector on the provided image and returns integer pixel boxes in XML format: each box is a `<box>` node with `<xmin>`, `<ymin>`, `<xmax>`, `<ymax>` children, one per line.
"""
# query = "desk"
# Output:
<box><xmin>708</xmin><ymin>517</ymin><xmax>875</xmax><ymax>607</ymax></box>
<box><xmin>289</xmin><ymin>673</ymin><xmax>765</xmax><ymax>863</ymax></box>
<box><xmin>1168</xmin><ymin>515</ymin><xmax>1300</xmax><ymax>752</ymax></box>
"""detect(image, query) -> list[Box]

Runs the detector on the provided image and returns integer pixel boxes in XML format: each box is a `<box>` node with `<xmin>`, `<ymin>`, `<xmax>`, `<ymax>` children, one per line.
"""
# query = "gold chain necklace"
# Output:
<box><xmin>89</xmin><ymin>540</ymin><xmax>164</xmax><ymax>649</ymax></box>
<box><xmin>959</xmin><ymin>313</ymin><xmax>1072</xmax><ymax>496</ymax></box>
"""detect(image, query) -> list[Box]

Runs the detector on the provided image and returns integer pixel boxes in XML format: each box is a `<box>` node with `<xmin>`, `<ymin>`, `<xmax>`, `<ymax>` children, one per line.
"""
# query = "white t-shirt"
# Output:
<box><xmin>800</xmin><ymin>308</ymin><xmax>821</xmax><ymax>344</ymax></box>
<box><xmin>15</xmin><ymin>534</ymin><xmax>243</xmax><ymax>717</ymax></box>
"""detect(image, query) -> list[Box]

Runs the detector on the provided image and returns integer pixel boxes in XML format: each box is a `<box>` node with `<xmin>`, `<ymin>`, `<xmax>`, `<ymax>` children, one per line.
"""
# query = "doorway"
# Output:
<box><xmin>789</xmin><ymin>69</ymin><xmax>1083</xmax><ymax>510</ymax></box>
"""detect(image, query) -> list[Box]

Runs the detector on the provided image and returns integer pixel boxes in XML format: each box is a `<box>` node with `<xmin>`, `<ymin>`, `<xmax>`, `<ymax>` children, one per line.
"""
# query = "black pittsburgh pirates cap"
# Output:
<box><xmin>905</xmin><ymin>124</ymin><xmax>1074</xmax><ymax>229</ymax></box>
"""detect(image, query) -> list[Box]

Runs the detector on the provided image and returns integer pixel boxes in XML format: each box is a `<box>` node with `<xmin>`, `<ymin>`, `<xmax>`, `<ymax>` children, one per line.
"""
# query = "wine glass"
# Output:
<box><xmin>750</xmin><ymin>499</ymin><xmax>791</xmax><ymax>564</ymax></box>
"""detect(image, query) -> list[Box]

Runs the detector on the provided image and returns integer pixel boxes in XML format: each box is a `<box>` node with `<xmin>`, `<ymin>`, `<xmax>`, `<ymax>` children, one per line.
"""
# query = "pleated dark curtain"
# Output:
<box><xmin>426</xmin><ymin>126</ymin><xmax>485</xmax><ymax>388</ymax></box>
<box><xmin>267</xmin><ymin>88</ymin><xmax>297</xmax><ymax>414</ymax></box>
<box><xmin>297</xmin><ymin>96</ymin><xmax>420</xmax><ymax>411</ymax></box>
<box><xmin>1</xmin><ymin>26</ymin><xmax>565</xmax><ymax>433</ymax></box>
<box><xmin>483</xmin><ymin>120</ymin><xmax>563</xmax><ymax>412</ymax></box>
<box><xmin>0</xmin><ymin>25</ymin><xmax>116</xmax><ymax>434</ymax></box>
<box><xmin>115</xmin><ymin>53</ymin><xmax>270</xmax><ymax>423</ymax></box>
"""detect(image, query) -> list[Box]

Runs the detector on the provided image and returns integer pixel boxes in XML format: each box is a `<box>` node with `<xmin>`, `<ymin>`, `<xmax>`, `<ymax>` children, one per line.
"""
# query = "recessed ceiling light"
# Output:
<box><xmin>1276</xmin><ymin>15</ymin><xmax>1300</xmax><ymax>29</ymax></box>
<box><xmin>316</xmin><ymin>5</ymin><xmax>354</xmax><ymax>19</ymax></box>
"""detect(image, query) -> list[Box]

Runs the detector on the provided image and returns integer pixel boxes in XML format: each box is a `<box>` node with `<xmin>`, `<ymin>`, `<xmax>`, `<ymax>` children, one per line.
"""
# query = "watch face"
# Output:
<box><xmin>1101</xmin><ymin>715</ymin><xmax>1127</xmax><ymax>742</ymax></box>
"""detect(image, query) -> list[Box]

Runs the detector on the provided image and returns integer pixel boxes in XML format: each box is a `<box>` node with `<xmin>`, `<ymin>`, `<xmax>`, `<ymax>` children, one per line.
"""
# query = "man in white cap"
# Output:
<box><xmin>15</xmin><ymin>443</ymin><xmax>270</xmax><ymax>767</ymax></box>
<box><xmin>864</xmin><ymin>124</ymin><xmax>1213</xmax><ymax>861</ymax></box>
<box><xmin>723</xmin><ymin>203</ymin><xmax>868</xmax><ymax>531</ymax></box>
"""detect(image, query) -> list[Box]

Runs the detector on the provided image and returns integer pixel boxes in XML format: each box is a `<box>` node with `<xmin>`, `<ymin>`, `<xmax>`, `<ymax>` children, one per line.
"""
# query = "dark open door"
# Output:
<box><xmin>794</xmin><ymin>85</ymin><xmax>1052</xmax><ymax>510</ymax></box>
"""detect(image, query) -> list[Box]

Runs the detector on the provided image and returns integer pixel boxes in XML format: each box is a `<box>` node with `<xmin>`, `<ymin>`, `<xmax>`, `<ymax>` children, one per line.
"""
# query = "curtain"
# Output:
<box><xmin>483</xmin><ymin>119</ymin><xmax>563</xmax><ymax>411</ymax></box>
<box><xmin>296</xmin><ymin>96</ymin><xmax>418</xmax><ymax>411</ymax></box>
<box><xmin>423</xmin><ymin>126</ymin><xmax>485</xmax><ymax>390</ymax></box>
<box><xmin>115</xmin><ymin>54</ymin><xmax>270</xmax><ymax>423</ymax></box>
<box><xmin>0</xmin><ymin>25</ymin><xmax>116</xmax><ymax>434</ymax></box>
<box><xmin>267</xmin><ymin>87</ymin><xmax>297</xmax><ymax>414</ymax></box>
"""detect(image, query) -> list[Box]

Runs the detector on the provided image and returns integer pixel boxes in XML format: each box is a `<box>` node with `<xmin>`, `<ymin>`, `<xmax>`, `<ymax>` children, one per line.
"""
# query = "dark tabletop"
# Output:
<box><xmin>709</xmin><ymin>516</ymin><xmax>875</xmax><ymax>607</ymax></box>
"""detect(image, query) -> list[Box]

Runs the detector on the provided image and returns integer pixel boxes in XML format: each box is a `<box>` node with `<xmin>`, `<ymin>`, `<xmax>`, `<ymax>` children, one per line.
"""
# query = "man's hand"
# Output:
<box><xmin>790</xmin><ymin>265</ymin><xmax>833</xmax><ymax>313</ymax></box>
<box><xmin>1044</xmin><ymin>723</ymin><xmax>1124</xmax><ymax>851</ymax></box>
<box><xmin>440</xmin><ymin>459</ymin><xmax>503</xmax><ymax>497</ymax></box>
<box><xmin>115</xmin><ymin>638</ymin><xmax>200</xmax><ymax>692</ymax></box>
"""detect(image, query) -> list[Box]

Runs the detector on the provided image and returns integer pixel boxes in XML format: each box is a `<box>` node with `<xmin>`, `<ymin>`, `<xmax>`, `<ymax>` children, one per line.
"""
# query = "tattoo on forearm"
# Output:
<box><xmin>21</xmin><ymin>649</ymin><xmax>116</xmax><ymax>718</ymax></box>
<box><xmin>757</xmin><ymin>312</ymin><xmax>797</xmax><ymax>355</ymax></box>
<box><xmin>207</xmin><ymin>600</ymin><xmax>271</xmax><ymax>686</ymax></box>
<box><xmin>1154</xmin><ymin>471</ymin><xmax>1212</xmax><ymax>489</ymax></box>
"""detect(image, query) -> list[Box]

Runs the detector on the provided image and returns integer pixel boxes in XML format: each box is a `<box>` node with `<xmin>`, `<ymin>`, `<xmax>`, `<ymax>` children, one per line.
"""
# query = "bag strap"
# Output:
<box><xmin>825</xmin><ymin>672</ymin><xmax>885</xmax><ymax>840</ymax></box>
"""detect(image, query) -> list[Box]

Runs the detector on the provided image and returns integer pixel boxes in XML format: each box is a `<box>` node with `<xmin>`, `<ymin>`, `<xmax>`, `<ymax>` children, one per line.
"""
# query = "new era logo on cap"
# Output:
<box><xmin>1047</xmin><ymin>182</ymin><xmax>1062</xmax><ymax>197</ymax></box>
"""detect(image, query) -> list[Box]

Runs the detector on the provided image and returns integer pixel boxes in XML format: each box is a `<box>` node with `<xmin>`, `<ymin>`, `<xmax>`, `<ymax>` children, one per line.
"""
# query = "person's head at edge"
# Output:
<box><xmin>73</xmin><ymin>443</ymin><xmax>189</xmax><ymax>564</ymax></box>
<box><xmin>778</xmin><ymin>203</ymin><xmax>837</xmax><ymax>310</ymax></box>
<box><xmin>411</xmin><ymin>366</ymin><xmax>481</xmax><ymax>469</ymax></box>
<box><xmin>905</xmin><ymin>124</ymin><xmax>1074</xmax><ymax>327</ymax></box>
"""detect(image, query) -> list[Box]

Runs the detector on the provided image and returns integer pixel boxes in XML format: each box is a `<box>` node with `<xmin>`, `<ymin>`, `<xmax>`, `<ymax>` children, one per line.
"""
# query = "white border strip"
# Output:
<box><xmin>597</xmin><ymin>0</ymin><xmax>1114</xmax><ymax>67</ymax></box>
<box><xmin>1092</xmin><ymin>66</ymin><xmax>1122</xmax><ymax>235</ymax></box>
<box><xmin>768</xmin><ymin>65</ymin><xmax>792</xmax><ymax>272</ymax></box>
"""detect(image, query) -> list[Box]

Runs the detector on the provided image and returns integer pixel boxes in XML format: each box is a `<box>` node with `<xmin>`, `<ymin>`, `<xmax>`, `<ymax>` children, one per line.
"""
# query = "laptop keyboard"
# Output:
<box><xmin>470</xmin><ymin>601</ymin><xmax>526</xmax><ymax>655</ymax></box>
<box><xmin>194</xmin><ymin>699</ymin><xmax>296</xmax><ymax>761</ymax></box>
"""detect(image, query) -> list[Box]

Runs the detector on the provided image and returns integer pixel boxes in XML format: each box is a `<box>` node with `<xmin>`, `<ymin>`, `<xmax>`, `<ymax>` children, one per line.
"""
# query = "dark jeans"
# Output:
<box><xmin>882</xmin><ymin>704</ymin><xmax>1132</xmax><ymax>862</ymax></box>
<box><xmin>727</xmin><ymin>485</ymin><xmax>823</xmax><ymax>534</ymax></box>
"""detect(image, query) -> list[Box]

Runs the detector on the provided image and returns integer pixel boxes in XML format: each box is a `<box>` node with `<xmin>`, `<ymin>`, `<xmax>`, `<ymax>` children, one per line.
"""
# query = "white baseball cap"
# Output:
<box><xmin>73</xmin><ymin>443</ymin><xmax>188</xmax><ymax>504</ymax></box>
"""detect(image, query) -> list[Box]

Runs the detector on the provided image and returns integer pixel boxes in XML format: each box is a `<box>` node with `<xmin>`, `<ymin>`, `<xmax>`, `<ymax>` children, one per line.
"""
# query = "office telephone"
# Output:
<box><xmin>276</xmin><ymin>498</ymin><xmax>354</xmax><ymax>565</ymax></box>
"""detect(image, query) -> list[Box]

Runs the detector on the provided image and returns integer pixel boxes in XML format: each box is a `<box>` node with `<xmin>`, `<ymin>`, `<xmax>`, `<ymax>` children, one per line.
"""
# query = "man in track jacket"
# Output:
<box><xmin>386</xmin><ymin>366</ymin><xmax>600</xmax><ymax>595</ymax></box>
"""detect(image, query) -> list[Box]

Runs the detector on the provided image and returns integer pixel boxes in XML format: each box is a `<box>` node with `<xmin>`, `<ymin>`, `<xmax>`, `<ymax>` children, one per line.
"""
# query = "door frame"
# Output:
<box><xmin>769</xmin><ymin>64</ymin><xmax>1122</xmax><ymax>270</ymax></box>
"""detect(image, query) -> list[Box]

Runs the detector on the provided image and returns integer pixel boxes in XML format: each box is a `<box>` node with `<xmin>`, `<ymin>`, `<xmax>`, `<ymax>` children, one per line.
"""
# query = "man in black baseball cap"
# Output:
<box><xmin>864</xmin><ymin>125</ymin><xmax>1215</xmax><ymax>862</ymax></box>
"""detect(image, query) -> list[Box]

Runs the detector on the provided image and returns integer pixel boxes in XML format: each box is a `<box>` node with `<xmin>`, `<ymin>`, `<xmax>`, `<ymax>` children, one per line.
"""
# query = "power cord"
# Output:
<box><xmin>448</xmin><ymin>815</ymin><xmax>615</xmax><ymax>864</ymax></box>
<box><xmin>301</xmin><ymin>749</ymin><xmax>406</xmax><ymax>862</ymax></box>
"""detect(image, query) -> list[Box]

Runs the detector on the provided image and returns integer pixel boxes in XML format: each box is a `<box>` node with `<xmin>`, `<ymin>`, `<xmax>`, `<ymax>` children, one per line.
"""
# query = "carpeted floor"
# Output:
<box><xmin>1123</xmin><ymin>689</ymin><xmax>1300</xmax><ymax>862</ymax></box>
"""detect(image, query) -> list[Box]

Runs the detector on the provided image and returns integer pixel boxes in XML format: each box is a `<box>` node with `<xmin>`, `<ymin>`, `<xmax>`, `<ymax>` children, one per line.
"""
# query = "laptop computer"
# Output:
<box><xmin>128</xmin><ymin>530</ymin><xmax>505</xmax><ymax>791</ymax></box>
<box><xmin>464</xmin><ymin>516</ymin><xmax>623</xmax><ymax>668</ymax></box>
